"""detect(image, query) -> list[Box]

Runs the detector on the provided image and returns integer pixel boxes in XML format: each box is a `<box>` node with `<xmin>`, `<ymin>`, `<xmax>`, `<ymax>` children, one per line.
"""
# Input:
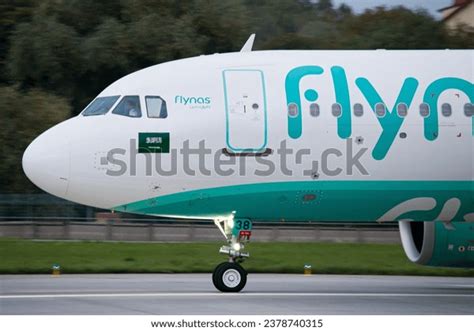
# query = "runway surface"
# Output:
<box><xmin>1</xmin><ymin>274</ymin><xmax>473</xmax><ymax>314</ymax></box>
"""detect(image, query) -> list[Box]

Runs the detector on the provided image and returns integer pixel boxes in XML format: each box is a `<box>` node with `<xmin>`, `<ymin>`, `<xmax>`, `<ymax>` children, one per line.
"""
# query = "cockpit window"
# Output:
<box><xmin>112</xmin><ymin>96</ymin><xmax>142</xmax><ymax>118</ymax></box>
<box><xmin>146</xmin><ymin>96</ymin><xmax>168</xmax><ymax>118</ymax></box>
<box><xmin>82</xmin><ymin>96</ymin><xmax>120</xmax><ymax>116</ymax></box>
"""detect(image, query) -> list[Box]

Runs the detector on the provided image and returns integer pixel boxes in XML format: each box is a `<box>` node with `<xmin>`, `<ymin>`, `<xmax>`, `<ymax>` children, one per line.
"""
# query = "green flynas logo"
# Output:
<box><xmin>285</xmin><ymin>66</ymin><xmax>473</xmax><ymax>160</ymax></box>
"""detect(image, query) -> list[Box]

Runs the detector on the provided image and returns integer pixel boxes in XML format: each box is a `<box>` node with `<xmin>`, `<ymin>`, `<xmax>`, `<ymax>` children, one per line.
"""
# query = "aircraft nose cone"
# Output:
<box><xmin>22</xmin><ymin>126</ymin><xmax>71</xmax><ymax>198</ymax></box>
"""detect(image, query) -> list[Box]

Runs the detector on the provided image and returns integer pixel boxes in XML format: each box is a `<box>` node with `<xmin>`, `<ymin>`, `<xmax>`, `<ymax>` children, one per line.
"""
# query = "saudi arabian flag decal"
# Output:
<box><xmin>138</xmin><ymin>132</ymin><xmax>170</xmax><ymax>153</ymax></box>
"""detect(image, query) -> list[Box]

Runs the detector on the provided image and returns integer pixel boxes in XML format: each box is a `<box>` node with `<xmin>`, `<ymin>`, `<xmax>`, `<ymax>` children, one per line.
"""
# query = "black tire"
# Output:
<box><xmin>212</xmin><ymin>262</ymin><xmax>229</xmax><ymax>289</ymax></box>
<box><xmin>213</xmin><ymin>262</ymin><xmax>247</xmax><ymax>292</ymax></box>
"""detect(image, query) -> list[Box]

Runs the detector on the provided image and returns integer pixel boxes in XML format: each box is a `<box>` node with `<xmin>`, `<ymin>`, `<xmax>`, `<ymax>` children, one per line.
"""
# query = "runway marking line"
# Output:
<box><xmin>449</xmin><ymin>285</ymin><xmax>474</xmax><ymax>288</ymax></box>
<box><xmin>1</xmin><ymin>292</ymin><xmax>473</xmax><ymax>299</ymax></box>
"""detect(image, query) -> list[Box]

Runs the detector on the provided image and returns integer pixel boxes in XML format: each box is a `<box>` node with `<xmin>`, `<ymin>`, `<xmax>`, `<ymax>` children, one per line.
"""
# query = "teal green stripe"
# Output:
<box><xmin>114</xmin><ymin>181</ymin><xmax>473</xmax><ymax>223</ymax></box>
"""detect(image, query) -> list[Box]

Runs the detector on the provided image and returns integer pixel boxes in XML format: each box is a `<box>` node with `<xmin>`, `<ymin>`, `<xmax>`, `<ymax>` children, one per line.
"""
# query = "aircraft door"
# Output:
<box><xmin>223</xmin><ymin>69</ymin><xmax>268</xmax><ymax>153</ymax></box>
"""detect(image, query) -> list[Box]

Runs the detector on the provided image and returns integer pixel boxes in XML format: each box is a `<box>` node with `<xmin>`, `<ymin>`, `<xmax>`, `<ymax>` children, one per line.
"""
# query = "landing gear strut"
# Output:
<box><xmin>212</xmin><ymin>217</ymin><xmax>252</xmax><ymax>292</ymax></box>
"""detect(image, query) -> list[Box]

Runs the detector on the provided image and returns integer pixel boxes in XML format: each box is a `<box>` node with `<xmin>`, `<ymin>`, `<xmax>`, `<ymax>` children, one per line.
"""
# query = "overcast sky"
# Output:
<box><xmin>332</xmin><ymin>0</ymin><xmax>453</xmax><ymax>18</ymax></box>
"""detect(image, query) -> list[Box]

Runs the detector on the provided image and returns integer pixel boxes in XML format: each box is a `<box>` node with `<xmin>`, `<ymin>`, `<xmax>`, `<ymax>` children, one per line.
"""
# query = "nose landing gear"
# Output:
<box><xmin>212</xmin><ymin>217</ymin><xmax>252</xmax><ymax>292</ymax></box>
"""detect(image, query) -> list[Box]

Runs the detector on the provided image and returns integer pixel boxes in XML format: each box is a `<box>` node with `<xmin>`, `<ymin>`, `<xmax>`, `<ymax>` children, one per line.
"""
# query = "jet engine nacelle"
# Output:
<box><xmin>399</xmin><ymin>220</ymin><xmax>474</xmax><ymax>268</ymax></box>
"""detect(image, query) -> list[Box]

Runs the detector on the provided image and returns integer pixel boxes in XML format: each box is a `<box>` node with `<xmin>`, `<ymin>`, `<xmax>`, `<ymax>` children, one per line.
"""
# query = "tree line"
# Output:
<box><xmin>0</xmin><ymin>0</ymin><xmax>472</xmax><ymax>193</ymax></box>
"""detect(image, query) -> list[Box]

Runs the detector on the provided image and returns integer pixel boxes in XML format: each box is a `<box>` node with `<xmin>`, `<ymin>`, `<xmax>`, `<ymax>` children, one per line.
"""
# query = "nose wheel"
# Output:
<box><xmin>212</xmin><ymin>218</ymin><xmax>252</xmax><ymax>292</ymax></box>
<box><xmin>212</xmin><ymin>262</ymin><xmax>247</xmax><ymax>292</ymax></box>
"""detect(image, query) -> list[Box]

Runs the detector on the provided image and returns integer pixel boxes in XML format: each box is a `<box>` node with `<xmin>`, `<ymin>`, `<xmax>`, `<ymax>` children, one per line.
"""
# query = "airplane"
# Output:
<box><xmin>22</xmin><ymin>35</ymin><xmax>474</xmax><ymax>292</ymax></box>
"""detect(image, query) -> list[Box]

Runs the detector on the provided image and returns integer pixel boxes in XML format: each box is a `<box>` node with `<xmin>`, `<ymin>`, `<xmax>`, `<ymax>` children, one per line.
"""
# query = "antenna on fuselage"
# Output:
<box><xmin>240</xmin><ymin>34</ymin><xmax>255</xmax><ymax>52</ymax></box>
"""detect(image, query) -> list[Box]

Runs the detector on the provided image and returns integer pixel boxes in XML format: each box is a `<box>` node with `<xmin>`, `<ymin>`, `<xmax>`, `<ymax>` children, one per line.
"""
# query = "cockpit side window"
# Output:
<box><xmin>82</xmin><ymin>96</ymin><xmax>120</xmax><ymax>116</ymax></box>
<box><xmin>146</xmin><ymin>96</ymin><xmax>168</xmax><ymax>118</ymax></box>
<box><xmin>112</xmin><ymin>96</ymin><xmax>142</xmax><ymax>118</ymax></box>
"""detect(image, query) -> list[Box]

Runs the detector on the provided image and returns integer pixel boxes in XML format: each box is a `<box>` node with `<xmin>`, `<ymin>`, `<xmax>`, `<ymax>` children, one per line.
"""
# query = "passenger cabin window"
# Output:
<box><xmin>419</xmin><ymin>103</ymin><xmax>430</xmax><ymax>118</ymax></box>
<box><xmin>397</xmin><ymin>103</ymin><xmax>408</xmax><ymax>117</ymax></box>
<box><xmin>332</xmin><ymin>103</ymin><xmax>342</xmax><ymax>117</ymax></box>
<box><xmin>353</xmin><ymin>103</ymin><xmax>363</xmax><ymax>117</ymax></box>
<box><xmin>309</xmin><ymin>103</ymin><xmax>320</xmax><ymax>117</ymax></box>
<box><xmin>82</xmin><ymin>96</ymin><xmax>120</xmax><ymax>116</ymax></box>
<box><xmin>146</xmin><ymin>96</ymin><xmax>168</xmax><ymax>118</ymax></box>
<box><xmin>112</xmin><ymin>96</ymin><xmax>142</xmax><ymax>118</ymax></box>
<box><xmin>375</xmin><ymin>103</ymin><xmax>386</xmax><ymax>117</ymax></box>
<box><xmin>288</xmin><ymin>103</ymin><xmax>298</xmax><ymax>117</ymax></box>
<box><xmin>441</xmin><ymin>103</ymin><xmax>452</xmax><ymax>117</ymax></box>
<box><xmin>464</xmin><ymin>103</ymin><xmax>474</xmax><ymax>117</ymax></box>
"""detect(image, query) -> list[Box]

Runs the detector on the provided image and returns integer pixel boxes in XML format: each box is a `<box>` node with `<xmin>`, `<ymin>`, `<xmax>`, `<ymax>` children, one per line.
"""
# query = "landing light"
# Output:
<box><xmin>232</xmin><ymin>243</ymin><xmax>241</xmax><ymax>251</ymax></box>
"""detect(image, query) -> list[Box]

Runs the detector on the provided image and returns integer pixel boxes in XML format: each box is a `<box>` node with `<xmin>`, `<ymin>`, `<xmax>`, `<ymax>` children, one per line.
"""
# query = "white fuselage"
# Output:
<box><xmin>22</xmin><ymin>50</ymin><xmax>473</xmax><ymax>220</ymax></box>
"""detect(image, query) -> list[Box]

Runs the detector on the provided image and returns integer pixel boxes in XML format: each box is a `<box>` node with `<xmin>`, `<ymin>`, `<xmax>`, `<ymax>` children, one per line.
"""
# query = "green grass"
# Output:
<box><xmin>0</xmin><ymin>238</ymin><xmax>473</xmax><ymax>276</ymax></box>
